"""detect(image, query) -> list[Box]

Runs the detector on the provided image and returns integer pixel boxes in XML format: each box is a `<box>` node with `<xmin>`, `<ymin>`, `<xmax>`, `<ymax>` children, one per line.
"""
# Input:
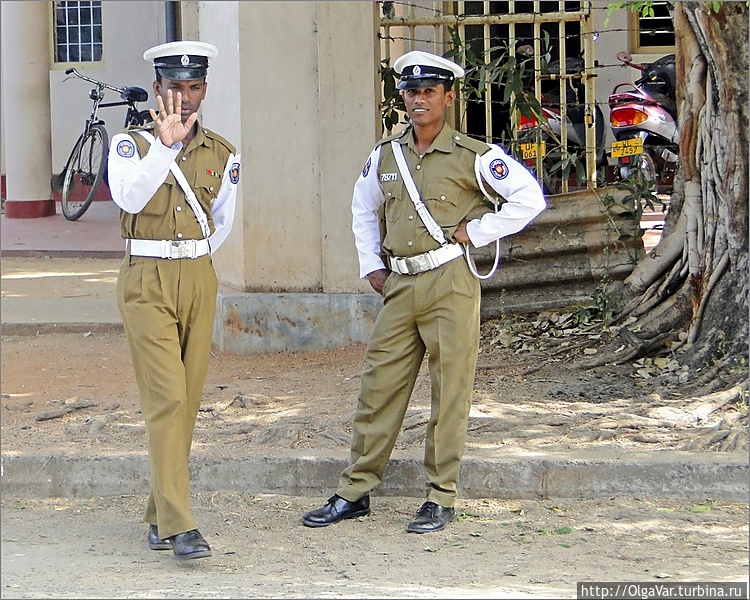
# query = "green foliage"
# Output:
<box><xmin>451</xmin><ymin>27</ymin><xmax>549</xmax><ymax>133</ymax></box>
<box><xmin>594</xmin><ymin>273</ymin><xmax>615</xmax><ymax>325</ymax></box>
<box><xmin>572</xmin><ymin>272</ymin><xmax>615</xmax><ymax>329</ymax></box>
<box><xmin>615</xmin><ymin>176</ymin><xmax>664</xmax><ymax>224</ymax></box>
<box><xmin>598</xmin><ymin>177</ymin><xmax>664</xmax><ymax>261</ymax></box>
<box><xmin>603</xmin><ymin>1</ymin><xmax>744</xmax><ymax>27</ymax></box>
<box><xmin>605</xmin><ymin>1</ymin><xmax>659</xmax><ymax>27</ymax></box>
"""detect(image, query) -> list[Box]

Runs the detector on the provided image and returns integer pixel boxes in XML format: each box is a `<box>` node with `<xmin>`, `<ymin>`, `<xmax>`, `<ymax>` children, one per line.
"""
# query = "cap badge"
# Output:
<box><xmin>413</xmin><ymin>65</ymin><xmax>421</xmax><ymax>76</ymax></box>
<box><xmin>181</xmin><ymin>54</ymin><xmax>190</xmax><ymax>66</ymax></box>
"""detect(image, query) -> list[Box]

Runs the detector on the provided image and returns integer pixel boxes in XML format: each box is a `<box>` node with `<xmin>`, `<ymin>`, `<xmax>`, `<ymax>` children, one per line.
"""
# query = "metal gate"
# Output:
<box><xmin>379</xmin><ymin>0</ymin><xmax>602</xmax><ymax>193</ymax></box>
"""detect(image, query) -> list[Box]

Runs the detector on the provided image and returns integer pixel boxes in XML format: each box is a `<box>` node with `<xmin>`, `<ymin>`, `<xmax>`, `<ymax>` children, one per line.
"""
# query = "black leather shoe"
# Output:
<box><xmin>302</xmin><ymin>494</ymin><xmax>370</xmax><ymax>527</ymax></box>
<box><xmin>406</xmin><ymin>501</ymin><xmax>455</xmax><ymax>533</ymax></box>
<box><xmin>147</xmin><ymin>524</ymin><xmax>173</xmax><ymax>550</ymax></box>
<box><xmin>171</xmin><ymin>529</ymin><xmax>212</xmax><ymax>560</ymax></box>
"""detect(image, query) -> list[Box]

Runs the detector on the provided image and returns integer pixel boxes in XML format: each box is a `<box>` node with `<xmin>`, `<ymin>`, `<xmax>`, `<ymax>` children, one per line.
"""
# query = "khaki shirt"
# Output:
<box><xmin>378</xmin><ymin>124</ymin><xmax>489</xmax><ymax>257</ymax></box>
<box><xmin>116</xmin><ymin>122</ymin><xmax>236</xmax><ymax>241</ymax></box>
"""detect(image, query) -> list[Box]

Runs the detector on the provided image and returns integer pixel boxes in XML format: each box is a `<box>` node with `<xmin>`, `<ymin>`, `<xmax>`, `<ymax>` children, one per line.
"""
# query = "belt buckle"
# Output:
<box><xmin>169</xmin><ymin>240</ymin><xmax>194</xmax><ymax>259</ymax></box>
<box><xmin>407</xmin><ymin>253</ymin><xmax>431</xmax><ymax>274</ymax></box>
<box><xmin>391</xmin><ymin>257</ymin><xmax>408</xmax><ymax>274</ymax></box>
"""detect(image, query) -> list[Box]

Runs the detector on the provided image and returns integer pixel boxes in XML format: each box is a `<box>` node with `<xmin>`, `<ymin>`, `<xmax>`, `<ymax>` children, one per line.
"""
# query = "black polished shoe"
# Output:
<box><xmin>302</xmin><ymin>494</ymin><xmax>370</xmax><ymax>527</ymax></box>
<box><xmin>406</xmin><ymin>501</ymin><xmax>456</xmax><ymax>533</ymax></box>
<box><xmin>147</xmin><ymin>524</ymin><xmax>173</xmax><ymax>551</ymax></box>
<box><xmin>171</xmin><ymin>529</ymin><xmax>212</xmax><ymax>560</ymax></box>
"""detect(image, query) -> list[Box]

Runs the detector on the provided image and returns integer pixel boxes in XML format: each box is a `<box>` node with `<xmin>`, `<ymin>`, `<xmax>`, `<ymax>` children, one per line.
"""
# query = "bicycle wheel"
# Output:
<box><xmin>61</xmin><ymin>123</ymin><xmax>108</xmax><ymax>221</ymax></box>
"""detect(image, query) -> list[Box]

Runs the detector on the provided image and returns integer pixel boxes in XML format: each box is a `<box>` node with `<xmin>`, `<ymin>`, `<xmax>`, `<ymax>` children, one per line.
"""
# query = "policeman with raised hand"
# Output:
<box><xmin>107</xmin><ymin>41</ymin><xmax>241</xmax><ymax>560</ymax></box>
<box><xmin>302</xmin><ymin>50</ymin><xmax>545</xmax><ymax>534</ymax></box>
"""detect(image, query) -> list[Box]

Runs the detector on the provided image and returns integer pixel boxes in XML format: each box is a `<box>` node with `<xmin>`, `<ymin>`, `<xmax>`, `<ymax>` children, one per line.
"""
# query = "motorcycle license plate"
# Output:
<box><xmin>520</xmin><ymin>142</ymin><xmax>546</xmax><ymax>160</ymax></box>
<box><xmin>611</xmin><ymin>138</ymin><xmax>643</xmax><ymax>158</ymax></box>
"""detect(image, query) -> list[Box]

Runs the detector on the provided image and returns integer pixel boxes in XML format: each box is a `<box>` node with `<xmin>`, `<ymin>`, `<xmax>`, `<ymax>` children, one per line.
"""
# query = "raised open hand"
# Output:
<box><xmin>149</xmin><ymin>89</ymin><xmax>197</xmax><ymax>147</ymax></box>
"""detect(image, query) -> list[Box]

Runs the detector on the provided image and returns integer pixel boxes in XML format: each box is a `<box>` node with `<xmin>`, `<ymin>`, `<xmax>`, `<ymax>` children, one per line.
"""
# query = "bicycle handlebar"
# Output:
<box><xmin>64</xmin><ymin>67</ymin><xmax>126</xmax><ymax>95</ymax></box>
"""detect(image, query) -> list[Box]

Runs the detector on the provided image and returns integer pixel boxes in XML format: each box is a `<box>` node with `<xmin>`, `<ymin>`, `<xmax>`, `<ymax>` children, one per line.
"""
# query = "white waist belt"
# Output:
<box><xmin>128</xmin><ymin>238</ymin><xmax>210</xmax><ymax>259</ymax></box>
<box><xmin>388</xmin><ymin>243</ymin><xmax>463</xmax><ymax>275</ymax></box>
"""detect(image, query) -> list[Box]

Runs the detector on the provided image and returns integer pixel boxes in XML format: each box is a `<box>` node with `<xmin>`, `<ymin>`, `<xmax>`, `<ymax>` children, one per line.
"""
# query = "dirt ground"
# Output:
<box><xmin>1</xmin><ymin>257</ymin><xmax>748</xmax><ymax>598</ymax></box>
<box><xmin>1</xmin><ymin>313</ymin><xmax>747</xmax><ymax>459</ymax></box>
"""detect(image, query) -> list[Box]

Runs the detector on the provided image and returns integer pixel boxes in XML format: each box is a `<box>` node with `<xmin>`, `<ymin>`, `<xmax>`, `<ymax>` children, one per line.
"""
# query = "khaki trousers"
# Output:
<box><xmin>337</xmin><ymin>257</ymin><xmax>480</xmax><ymax>508</ymax></box>
<box><xmin>117</xmin><ymin>253</ymin><xmax>217</xmax><ymax>539</ymax></box>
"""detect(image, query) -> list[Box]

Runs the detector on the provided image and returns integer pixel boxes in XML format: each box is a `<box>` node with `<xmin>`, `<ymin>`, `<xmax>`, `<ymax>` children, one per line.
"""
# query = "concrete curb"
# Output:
<box><xmin>2</xmin><ymin>449</ymin><xmax>747</xmax><ymax>502</ymax></box>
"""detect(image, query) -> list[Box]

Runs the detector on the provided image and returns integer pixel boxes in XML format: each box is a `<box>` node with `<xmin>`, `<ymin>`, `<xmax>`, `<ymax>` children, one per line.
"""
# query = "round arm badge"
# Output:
<box><xmin>230</xmin><ymin>162</ymin><xmax>240</xmax><ymax>184</ymax></box>
<box><xmin>116</xmin><ymin>139</ymin><xmax>135</xmax><ymax>158</ymax></box>
<box><xmin>489</xmin><ymin>158</ymin><xmax>509</xmax><ymax>180</ymax></box>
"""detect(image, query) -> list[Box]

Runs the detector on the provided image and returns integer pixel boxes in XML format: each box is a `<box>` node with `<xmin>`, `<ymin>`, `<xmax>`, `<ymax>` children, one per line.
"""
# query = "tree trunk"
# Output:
<box><xmin>579</xmin><ymin>3</ymin><xmax>748</xmax><ymax>393</ymax></box>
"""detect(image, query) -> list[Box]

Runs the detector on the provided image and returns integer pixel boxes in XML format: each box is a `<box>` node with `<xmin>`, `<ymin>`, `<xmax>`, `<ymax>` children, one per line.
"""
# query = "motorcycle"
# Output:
<box><xmin>608</xmin><ymin>52</ymin><xmax>678</xmax><ymax>194</ymax></box>
<box><xmin>516</xmin><ymin>47</ymin><xmax>608</xmax><ymax>194</ymax></box>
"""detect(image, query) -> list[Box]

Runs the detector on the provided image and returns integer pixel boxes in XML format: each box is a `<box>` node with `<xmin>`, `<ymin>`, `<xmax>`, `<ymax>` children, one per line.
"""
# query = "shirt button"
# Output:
<box><xmin>455</xmin><ymin>136</ymin><xmax>461</xmax><ymax>141</ymax></box>
<box><xmin>408</xmin><ymin>215</ymin><xmax>414</xmax><ymax>220</ymax></box>
<box><xmin>177</xmin><ymin>233</ymin><xmax>183</xmax><ymax>239</ymax></box>
<box><xmin>407</xmin><ymin>241</ymin><xmax>413</xmax><ymax>247</ymax></box>
<box><xmin>387</xmin><ymin>192</ymin><xmax>392</xmax><ymax>198</ymax></box>
<box><xmin>440</xmin><ymin>195</ymin><xmax>446</xmax><ymax>200</ymax></box>
<box><xmin>209</xmin><ymin>186</ymin><xmax>214</xmax><ymax>192</ymax></box>
<box><xmin>176</xmin><ymin>206</ymin><xmax>182</xmax><ymax>212</ymax></box>
<box><xmin>415</xmin><ymin>165</ymin><xmax>421</xmax><ymax>170</ymax></box>
<box><xmin>181</xmin><ymin>156</ymin><xmax>187</xmax><ymax>162</ymax></box>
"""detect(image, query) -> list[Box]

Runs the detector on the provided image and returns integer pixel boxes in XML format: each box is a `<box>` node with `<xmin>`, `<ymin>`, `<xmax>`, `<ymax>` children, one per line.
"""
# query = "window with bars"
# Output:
<box><xmin>630</xmin><ymin>1</ymin><xmax>675</xmax><ymax>53</ymax></box>
<box><xmin>53</xmin><ymin>1</ymin><xmax>103</xmax><ymax>63</ymax></box>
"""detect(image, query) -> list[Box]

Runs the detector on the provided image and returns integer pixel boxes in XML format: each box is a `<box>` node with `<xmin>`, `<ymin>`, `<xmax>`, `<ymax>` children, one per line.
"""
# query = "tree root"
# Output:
<box><xmin>574</xmin><ymin>283</ymin><xmax>693</xmax><ymax>369</ymax></box>
<box><xmin>687</xmin><ymin>355</ymin><xmax>743</xmax><ymax>391</ymax></box>
<box><xmin>647</xmin><ymin>382</ymin><xmax>746</xmax><ymax>426</ymax></box>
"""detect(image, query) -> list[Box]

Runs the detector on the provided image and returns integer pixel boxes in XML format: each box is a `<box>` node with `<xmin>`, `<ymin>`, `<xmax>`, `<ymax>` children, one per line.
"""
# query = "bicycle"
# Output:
<box><xmin>54</xmin><ymin>67</ymin><xmax>151</xmax><ymax>221</ymax></box>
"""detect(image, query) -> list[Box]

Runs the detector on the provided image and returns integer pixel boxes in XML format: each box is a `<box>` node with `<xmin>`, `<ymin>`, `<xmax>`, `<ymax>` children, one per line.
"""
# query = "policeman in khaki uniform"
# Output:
<box><xmin>108</xmin><ymin>41</ymin><xmax>240</xmax><ymax>559</ymax></box>
<box><xmin>303</xmin><ymin>51</ymin><xmax>545</xmax><ymax>533</ymax></box>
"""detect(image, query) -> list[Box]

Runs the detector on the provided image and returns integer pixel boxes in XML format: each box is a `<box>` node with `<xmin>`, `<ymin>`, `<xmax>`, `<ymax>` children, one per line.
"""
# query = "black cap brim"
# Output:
<box><xmin>397</xmin><ymin>77</ymin><xmax>450</xmax><ymax>90</ymax></box>
<box><xmin>156</xmin><ymin>67</ymin><xmax>207</xmax><ymax>81</ymax></box>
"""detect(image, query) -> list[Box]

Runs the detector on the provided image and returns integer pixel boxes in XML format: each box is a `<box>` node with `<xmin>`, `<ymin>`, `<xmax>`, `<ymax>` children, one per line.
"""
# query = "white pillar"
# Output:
<box><xmin>1</xmin><ymin>1</ymin><xmax>55</xmax><ymax>218</ymax></box>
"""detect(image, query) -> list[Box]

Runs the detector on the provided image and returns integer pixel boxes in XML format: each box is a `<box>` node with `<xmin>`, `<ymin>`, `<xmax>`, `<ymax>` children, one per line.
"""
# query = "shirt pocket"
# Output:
<box><xmin>424</xmin><ymin>192</ymin><xmax>462</xmax><ymax>227</ymax></box>
<box><xmin>383</xmin><ymin>190</ymin><xmax>404</xmax><ymax>224</ymax></box>
<box><xmin>193</xmin><ymin>169</ymin><xmax>222</xmax><ymax>204</ymax></box>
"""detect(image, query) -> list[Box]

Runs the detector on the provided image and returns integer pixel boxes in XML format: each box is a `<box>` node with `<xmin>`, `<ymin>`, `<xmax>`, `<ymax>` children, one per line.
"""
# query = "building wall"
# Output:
<box><xmin>197</xmin><ymin>1</ymin><xmax>379</xmax><ymax>295</ymax></box>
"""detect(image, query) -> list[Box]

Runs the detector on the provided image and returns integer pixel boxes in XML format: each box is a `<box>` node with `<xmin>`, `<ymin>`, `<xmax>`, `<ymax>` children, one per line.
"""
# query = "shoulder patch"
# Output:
<box><xmin>203</xmin><ymin>129</ymin><xmax>236</xmax><ymax>155</ymax></box>
<box><xmin>116</xmin><ymin>139</ymin><xmax>136</xmax><ymax>158</ymax></box>
<box><xmin>489</xmin><ymin>158</ymin><xmax>510</xmax><ymax>180</ymax></box>
<box><xmin>453</xmin><ymin>133</ymin><xmax>491</xmax><ymax>156</ymax></box>
<box><xmin>362</xmin><ymin>156</ymin><xmax>372</xmax><ymax>178</ymax></box>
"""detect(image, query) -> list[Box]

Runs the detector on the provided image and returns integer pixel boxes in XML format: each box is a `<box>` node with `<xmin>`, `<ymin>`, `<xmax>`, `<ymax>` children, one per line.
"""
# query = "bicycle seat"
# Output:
<box><xmin>122</xmin><ymin>86</ymin><xmax>148</xmax><ymax>103</ymax></box>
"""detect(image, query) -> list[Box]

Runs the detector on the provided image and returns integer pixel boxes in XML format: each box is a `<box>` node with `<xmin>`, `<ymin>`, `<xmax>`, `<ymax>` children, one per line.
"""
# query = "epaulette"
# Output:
<box><xmin>203</xmin><ymin>128</ymin><xmax>236</xmax><ymax>155</ymax></box>
<box><xmin>127</xmin><ymin>126</ymin><xmax>154</xmax><ymax>158</ymax></box>
<box><xmin>453</xmin><ymin>133</ymin><xmax>491</xmax><ymax>156</ymax></box>
<box><xmin>374</xmin><ymin>126</ymin><xmax>411</xmax><ymax>148</ymax></box>
<box><xmin>125</xmin><ymin>121</ymin><xmax>156</xmax><ymax>134</ymax></box>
